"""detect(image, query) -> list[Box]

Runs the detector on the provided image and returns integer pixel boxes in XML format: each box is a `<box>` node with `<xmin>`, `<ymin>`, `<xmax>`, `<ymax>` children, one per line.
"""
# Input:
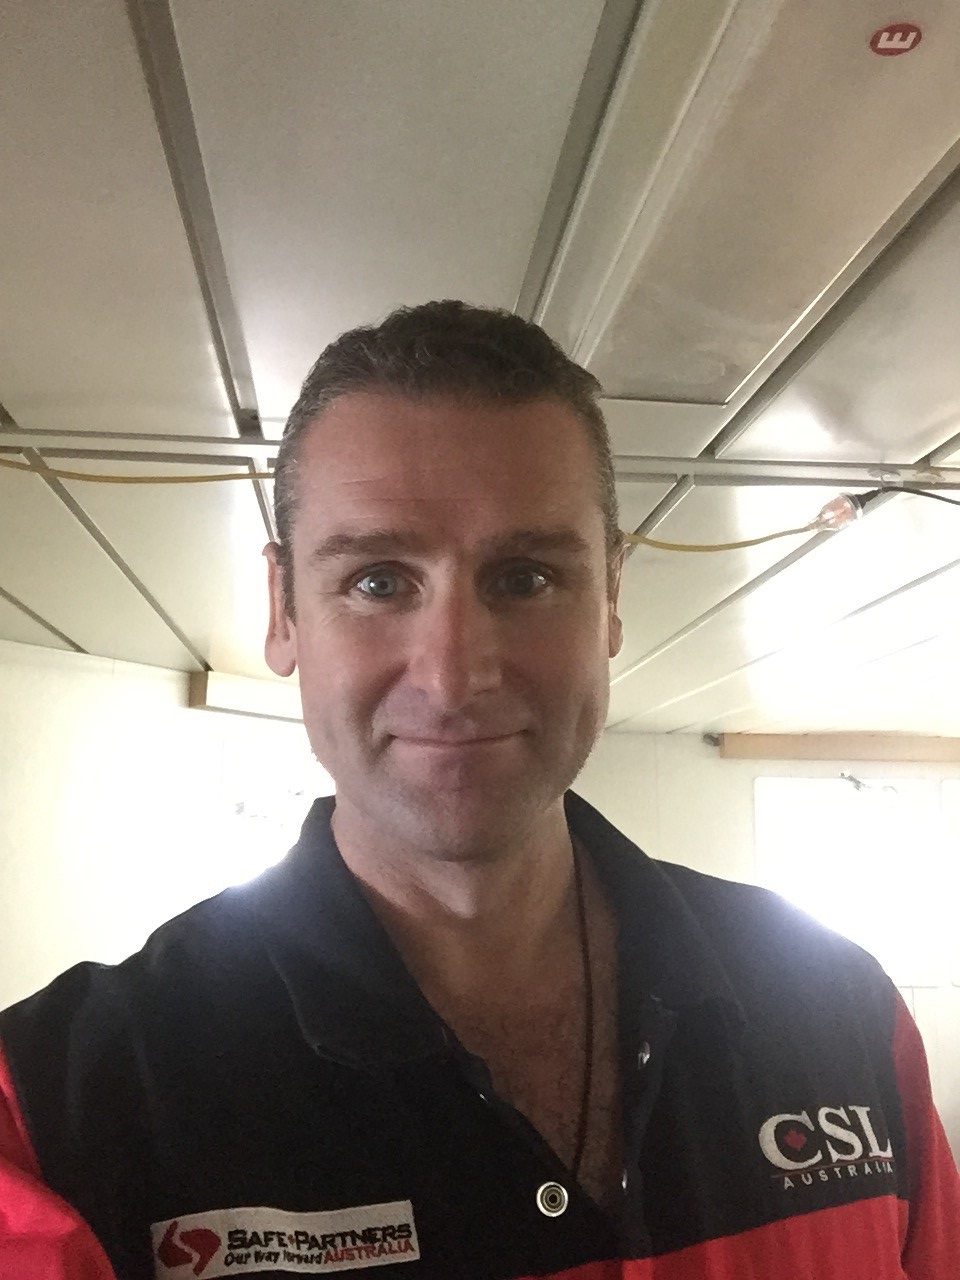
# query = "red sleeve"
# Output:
<box><xmin>893</xmin><ymin>992</ymin><xmax>960</xmax><ymax>1279</ymax></box>
<box><xmin>0</xmin><ymin>1042</ymin><xmax>117</xmax><ymax>1280</ymax></box>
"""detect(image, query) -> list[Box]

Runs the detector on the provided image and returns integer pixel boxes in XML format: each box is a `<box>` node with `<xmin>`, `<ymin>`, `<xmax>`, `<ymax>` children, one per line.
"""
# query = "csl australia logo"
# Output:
<box><xmin>759</xmin><ymin>1103</ymin><xmax>896</xmax><ymax>1190</ymax></box>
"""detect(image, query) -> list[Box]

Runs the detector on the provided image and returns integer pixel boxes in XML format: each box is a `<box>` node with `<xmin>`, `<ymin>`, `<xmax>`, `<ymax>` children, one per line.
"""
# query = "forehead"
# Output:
<box><xmin>291</xmin><ymin>392</ymin><xmax>603</xmax><ymax>544</ymax></box>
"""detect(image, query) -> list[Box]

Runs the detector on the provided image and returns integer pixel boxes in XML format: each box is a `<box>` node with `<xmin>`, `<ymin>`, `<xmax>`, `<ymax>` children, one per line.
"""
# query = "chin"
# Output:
<box><xmin>380</xmin><ymin>770</ymin><xmax>571</xmax><ymax>863</ymax></box>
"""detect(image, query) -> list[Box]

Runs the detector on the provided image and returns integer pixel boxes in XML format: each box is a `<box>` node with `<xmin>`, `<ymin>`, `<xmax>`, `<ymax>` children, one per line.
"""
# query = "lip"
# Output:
<box><xmin>391</xmin><ymin>732</ymin><xmax>523</xmax><ymax>747</ymax></box>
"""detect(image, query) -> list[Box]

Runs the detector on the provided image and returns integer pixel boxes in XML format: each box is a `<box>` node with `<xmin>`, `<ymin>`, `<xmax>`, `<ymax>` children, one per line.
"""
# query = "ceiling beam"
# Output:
<box><xmin>4</xmin><ymin>431</ymin><xmax>960</xmax><ymax>492</ymax></box>
<box><xmin>0</xmin><ymin>584</ymin><xmax>85</xmax><ymax>653</ymax></box>
<box><xmin>124</xmin><ymin>0</ymin><xmax>262</xmax><ymax>439</ymax></box>
<box><xmin>0</xmin><ymin>431</ymin><xmax>279</xmax><ymax>461</ymax></box>
<box><xmin>515</xmin><ymin>0</ymin><xmax>644</xmax><ymax>320</ymax></box>
<box><xmin>616</xmin><ymin>457</ymin><xmax>960</xmax><ymax>488</ymax></box>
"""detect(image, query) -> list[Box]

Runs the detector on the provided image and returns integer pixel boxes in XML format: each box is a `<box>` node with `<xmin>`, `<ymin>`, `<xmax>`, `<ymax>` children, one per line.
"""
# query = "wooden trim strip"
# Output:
<box><xmin>718</xmin><ymin>733</ymin><xmax>960</xmax><ymax>763</ymax></box>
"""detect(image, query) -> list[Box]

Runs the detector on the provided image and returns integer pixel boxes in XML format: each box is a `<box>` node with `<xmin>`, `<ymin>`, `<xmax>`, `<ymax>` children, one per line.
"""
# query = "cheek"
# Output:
<box><xmin>295</xmin><ymin>617</ymin><xmax>397</xmax><ymax>713</ymax></box>
<box><xmin>516</xmin><ymin>606</ymin><xmax>610</xmax><ymax>683</ymax></box>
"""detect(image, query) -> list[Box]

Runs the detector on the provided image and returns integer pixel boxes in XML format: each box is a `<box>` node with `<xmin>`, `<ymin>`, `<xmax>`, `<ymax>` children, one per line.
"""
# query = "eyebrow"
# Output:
<box><xmin>307</xmin><ymin>527</ymin><xmax>592</xmax><ymax>565</ymax></box>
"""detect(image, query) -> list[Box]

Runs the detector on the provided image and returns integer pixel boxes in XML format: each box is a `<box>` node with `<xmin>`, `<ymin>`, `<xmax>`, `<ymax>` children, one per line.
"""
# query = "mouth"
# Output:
<box><xmin>392</xmin><ymin>732</ymin><xmax>523</xmax><ymax>748</ymax></box>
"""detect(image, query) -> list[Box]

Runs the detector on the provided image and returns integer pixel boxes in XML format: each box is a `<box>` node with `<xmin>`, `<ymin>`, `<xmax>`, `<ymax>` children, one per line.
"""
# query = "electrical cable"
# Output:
<box><xmin>887</xmin><ymin>485</ymin><xmax>960</xmax><ymax>509</ymax></box>
<box><xmin>625</xmin><ymin>485</ymin><xmax>960</xmax><ymax>552</ymax></box>
<box><xmin>2</xmin><ymin>452</ymin><xmax>958</xmax><ymax>546</ymax></box>
<box><xmin>623</xmin><ymin>523</ymin><xmax>819</xmax><ymax>553</ymax></box>
<box><xmin>0</xmin><ymin>455</ymin><xmax>274</xmax><ymax>483</ymax></box>
<box><xmin>1</xmin><ymin>451</ymin><xmax>823</xmax><ymax>548</ymax></box>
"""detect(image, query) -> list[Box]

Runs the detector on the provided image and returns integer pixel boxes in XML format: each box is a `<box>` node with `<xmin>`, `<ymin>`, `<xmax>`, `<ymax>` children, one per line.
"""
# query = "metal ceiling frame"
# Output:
<box><xmin>623</xmin><ymin>145</ymin><xmax>960</xmax><ymax>540</ymax></box>
<box><xmin>0</xmin><ymin>583</ymin><xmax>84</xmax><ymax>653</ymax></box>
<box><xmin>23</xmin><ymin>450</ymin><xmax>210</xmax><ymax>671</ymax></box>
<box><xmin>611</xmin><ymin>540</ymin><xmax>960</xmax><ymax>733</ymax></box>
<box><xmin>124</xmin><ymin>0</ymin><xmax>261</xmax><ymax>440</ymax></box>
<box><xmin>508</xmin><ymin>4</ymin><xmax>960</xmax><ymax>738</ymax></box>
<box><xmin>122</xmin><ymin>0</ymin><xmax>256</xmax><ymax>430</ymax></box>
<box><xmin>706</xmin><ymin>153</ymin><xmax>960</xmax><ymax>461</ymax></box>
<box><xmin>3</xmin><ymin>433</ymin><xmax>960</xmax><ymax>492</ymax></box>
<box><xmin>515</xmin><ymin>0</ymin><xmax>646</xmax><ymax>320</ymax></box>
<box><xmin>123</xmin><ymin>0</ymin><xmax>276</xmax><ymax>543</ymax></box>
<box><xmin>3</xmin><ymin>0</ymin><xmax>960</xmax><ymax>728</ymax></box>
<box><xmin>599</xmin><ymin>144</ymin><xmax>960</xmax><ymax>726</ymax></box>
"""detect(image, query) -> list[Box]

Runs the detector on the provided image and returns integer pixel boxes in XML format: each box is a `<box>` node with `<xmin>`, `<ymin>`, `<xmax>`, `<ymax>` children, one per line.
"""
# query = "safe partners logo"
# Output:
<box><xmin>152</xmin><ymin>1201</ymin><xmax>419</xmax><ymax>1277</ymax></box>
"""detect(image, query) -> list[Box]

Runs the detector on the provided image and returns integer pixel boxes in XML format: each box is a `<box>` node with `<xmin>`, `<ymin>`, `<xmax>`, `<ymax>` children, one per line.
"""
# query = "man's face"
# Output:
<box><xmin>266</xmin><ymin>391</ymin><xmax>623</xmax><ymax>860</ymax></box>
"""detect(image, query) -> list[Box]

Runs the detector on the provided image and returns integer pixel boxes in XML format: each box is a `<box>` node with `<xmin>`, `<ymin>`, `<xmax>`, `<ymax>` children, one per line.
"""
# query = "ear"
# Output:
<box><xmin>264</xmin><ymin>543</ymin><xmax>298</xmax><ymax>677</ymax></box>
<box><xmin>607</xmin><ymin>543</ymin><xmax>625</xmax><ymax>659</ymax></box>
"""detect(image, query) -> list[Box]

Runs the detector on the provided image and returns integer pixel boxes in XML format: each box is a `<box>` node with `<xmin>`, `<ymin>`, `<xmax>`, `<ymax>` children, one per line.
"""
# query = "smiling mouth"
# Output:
<box><xmin>392</xmin><ymin>732</ymin><xmax>523</xmax><ymax>747</ymax></box>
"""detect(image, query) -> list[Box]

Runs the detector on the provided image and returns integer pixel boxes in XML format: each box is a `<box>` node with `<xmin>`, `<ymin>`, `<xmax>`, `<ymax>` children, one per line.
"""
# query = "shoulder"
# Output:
<box><xmin>654</xmin><ymin>858</ymin><xmax>897</xmax><ymax>1029</ymax></box>
<box><xmin>569</xmin><ymin>789</ymin><xmax>896</xmax><ymax>1024</ymax></box>
<box><xmin>657</xmin><ymin>857</ymin><xmax>875</xmax><ymax>964</ymax></box>
<box><xmin>0</xmin><ymin>875</ymin><xmax>272</xmax><ymax>1083</ymax></box>
<box><xmin>0</xmin><ymin>873</ymin><xmax>292</xmax><ymax>1196</ymax></box>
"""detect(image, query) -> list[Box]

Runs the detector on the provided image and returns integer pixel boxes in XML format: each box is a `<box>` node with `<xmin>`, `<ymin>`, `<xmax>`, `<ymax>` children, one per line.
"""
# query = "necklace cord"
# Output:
<box><xmin>570</xmin><ymin>844</ymin><xmax>594</xmax><ymax>1181</ymax></box>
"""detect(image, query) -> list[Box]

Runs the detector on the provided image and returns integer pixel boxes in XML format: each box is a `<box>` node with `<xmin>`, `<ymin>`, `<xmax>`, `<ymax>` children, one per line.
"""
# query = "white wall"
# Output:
<box><xmin>0</xmin><ymin>640</ymin><xmax>328</xmax><ymax>1009</ymax></box>
<box><xmin>578</xmin><ymin>731</ymin><xmax>960</xmax><ymax>1163</ymax></box>
<box><xmin>1</xmin><ymin>640</ymin><xmax>957</xmax><ymax>1162</ymax></box>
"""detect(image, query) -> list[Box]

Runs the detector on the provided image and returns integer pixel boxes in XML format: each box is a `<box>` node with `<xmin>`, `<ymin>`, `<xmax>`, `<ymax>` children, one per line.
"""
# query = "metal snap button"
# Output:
<box><xmin>536</xmin><ymin>1181</ymin><xmax>568</xmax><ymax>1217</ymax></box>
<box><xmin>638</xmin><ymin>1041</ymin><xmax>651</xmax><ymax>1068</ymax></box>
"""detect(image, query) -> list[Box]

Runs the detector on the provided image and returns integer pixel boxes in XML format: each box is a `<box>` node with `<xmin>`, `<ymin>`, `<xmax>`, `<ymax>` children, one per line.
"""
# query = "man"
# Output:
<box><xmin>0</xmin><ymin>301</ymin><xmax>957</xmax><ymax>1279</ymax></box>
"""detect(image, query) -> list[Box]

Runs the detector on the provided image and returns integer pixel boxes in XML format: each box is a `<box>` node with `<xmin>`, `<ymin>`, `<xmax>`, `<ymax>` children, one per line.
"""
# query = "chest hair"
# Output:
<box><xmin>445</xmin><ymin>909</ymin><xmax>622</xmax><ymax>1211</ymax></box>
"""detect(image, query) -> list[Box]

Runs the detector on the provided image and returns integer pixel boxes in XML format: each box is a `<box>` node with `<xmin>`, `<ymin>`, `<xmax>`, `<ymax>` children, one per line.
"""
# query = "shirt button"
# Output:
<box><xmin>536</xmin><ymin>1182</ymin><xmax>569</xmax><ymax>1217</ymax></box>
<box><xmin>638</xmin><ymin>1041</ymin><xmax>651</xmax><ymax>1068</ymax></box>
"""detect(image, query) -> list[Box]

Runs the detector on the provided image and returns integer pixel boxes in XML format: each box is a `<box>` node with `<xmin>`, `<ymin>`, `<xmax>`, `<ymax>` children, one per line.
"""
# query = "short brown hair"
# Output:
<box><xmin>273</xmin><ymin>300</ymin><xmax>620</xmax><ymax>611</ymax></box>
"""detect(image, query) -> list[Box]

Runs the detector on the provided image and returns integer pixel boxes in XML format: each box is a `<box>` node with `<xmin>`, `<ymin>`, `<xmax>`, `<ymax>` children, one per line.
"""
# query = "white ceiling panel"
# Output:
<box><xmin>797</xmin><ymin>633</ymin><xmax>960</xmax><ymax>734</ymax></box>
<box><xmin>615</xmin><ymin>663</ymin><xmax>960</xmax><ymax>736</ymax></box>
<box><xmin>59</xmin><ymin>463</ymin><xmax>273</xmax><ymax>678</ymax></box>
<box><xmin>604</xmin><ymin>399</ymin><xmax>725</xmax><ymax>461</ymax></box>
<box><xmin>725</xmin><ymin>183</ymin><xmax>960</xmax><ymax>465</ymax></box>
<box><xmin>170</xmin><ymin>0</ymin><xmax>606</xmax><ymax>421</ymax></box>
<box><xmin>0</xmin><ymin>466</ymin><xmax>201</xmax><ymax>670</ymax></box>
<box><xmin>612</xmin><ymin>484</ymin><xmax>845</xmax><ymax>671</ymax></box>
<box><xmin>710</xmin><ymin>631</ymin><xmax>960</xmax><ymax>735</ymax></box>
<box><xmin>613</xmin><ymin>696</ymin><xmax>753</xmax><ymax>735</ymax></box>
<box><xmin>2</xmin><ymin>0</ymin><xmax>958</xmax><ymax>740</ymax></box>
<box><xmin>609</xmin><ymin>491</ymin><xmax>960</xmax><ymax>725</ymax></box>
<box><xmin>615</xmin><ymin>481</ymin><xmax>676</xmax><ymax>534</ymax></box>
<box><xmin>619</xmin><ymin>554</ymin><xmax>960</xmax><ymax>733</ymax></box>
<box><xmin>0</xmin><ymin>594</ymin><xmax>73</xmax><ymax>652</ymax></box>
<box><xmin>543</xmin><ymin>0</ymin><xmax>960</xmax><ymax>402</ymax></box>
<box><xmin>536</xmin><ymin>0</ymin><xmax>737</xmax><ymax>361</ymax></box>
<box><xmin>0</xmin><ymin>1</ymin><xmax>233</xmax><ymax>437</ymax></box>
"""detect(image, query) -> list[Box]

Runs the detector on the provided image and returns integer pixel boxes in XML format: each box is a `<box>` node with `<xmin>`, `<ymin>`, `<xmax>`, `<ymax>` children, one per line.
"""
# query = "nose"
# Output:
<box><xmin>406</xmin><ymin>582</ymin><xmax>503</xmax><ymax>712</ymax></box>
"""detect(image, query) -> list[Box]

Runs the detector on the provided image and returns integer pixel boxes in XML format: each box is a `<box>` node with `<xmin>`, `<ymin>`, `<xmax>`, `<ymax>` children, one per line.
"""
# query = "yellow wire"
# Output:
<box><xmin>0</xmin><ymin>453</ymin><xmax>820</xmax><ymax>551</ymax></box>
<box><xmin>623</xmin><ymin>524</ymin><xmax>818</xmax><ymax>552</ymax></box>
<box><xmin>0</xmin><ymin>455</ymin><xmax>274</xmax><ymax>483</ymax></box>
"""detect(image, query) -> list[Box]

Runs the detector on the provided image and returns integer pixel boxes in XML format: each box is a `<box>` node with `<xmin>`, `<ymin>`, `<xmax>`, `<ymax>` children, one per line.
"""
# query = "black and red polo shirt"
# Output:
<box><xmin>0</xmin><ymin>792</ymin><xmax>957</xmax><ymax>1278</ymax></box>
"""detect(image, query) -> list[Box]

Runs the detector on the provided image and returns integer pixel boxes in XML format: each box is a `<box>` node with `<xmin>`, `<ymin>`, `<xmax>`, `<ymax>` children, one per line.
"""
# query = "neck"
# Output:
<box><xmin>330</xmin><ymin>797</ymin><xmax>577</xmax><ymax>1008</ymax></box>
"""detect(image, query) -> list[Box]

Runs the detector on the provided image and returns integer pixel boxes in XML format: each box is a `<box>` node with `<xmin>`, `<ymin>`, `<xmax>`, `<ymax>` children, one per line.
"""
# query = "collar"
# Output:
<box><xmin>245</xmin><ymin>791</ymin><xmax>745</xmax><ymax>1070</ymax></box>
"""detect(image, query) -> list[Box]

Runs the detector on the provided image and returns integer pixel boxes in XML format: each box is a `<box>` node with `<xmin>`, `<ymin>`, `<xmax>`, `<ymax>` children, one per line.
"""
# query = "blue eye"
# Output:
<box><xmin>356</xmin><ymin>570</ymin><xmax>401</xmax><ymax>599</ymax></box>
<box><xmin>497</xmin><ymin>565</ymin><xmax>550</xmax><ymax>597</ymax></box>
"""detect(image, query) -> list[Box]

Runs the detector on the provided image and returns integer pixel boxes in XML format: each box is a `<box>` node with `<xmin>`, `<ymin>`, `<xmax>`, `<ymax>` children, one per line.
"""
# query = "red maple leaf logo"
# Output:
<box><xmin>157</xmin><ymin>1221</ymin><xmax>222</xmax><ymax>1276</ymax></box>
<box><xmin>784</xmin><ymin>1128</ymin><xmax>809</xmax><ymax>1152</ymax></box>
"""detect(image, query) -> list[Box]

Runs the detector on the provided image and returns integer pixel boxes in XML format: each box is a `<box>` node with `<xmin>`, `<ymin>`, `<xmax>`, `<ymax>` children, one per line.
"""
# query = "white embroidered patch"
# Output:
<box><xmin>151</xmin><ymin>1200</ymin><xmax>420</xmax><ymax>1277</ymax></box>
